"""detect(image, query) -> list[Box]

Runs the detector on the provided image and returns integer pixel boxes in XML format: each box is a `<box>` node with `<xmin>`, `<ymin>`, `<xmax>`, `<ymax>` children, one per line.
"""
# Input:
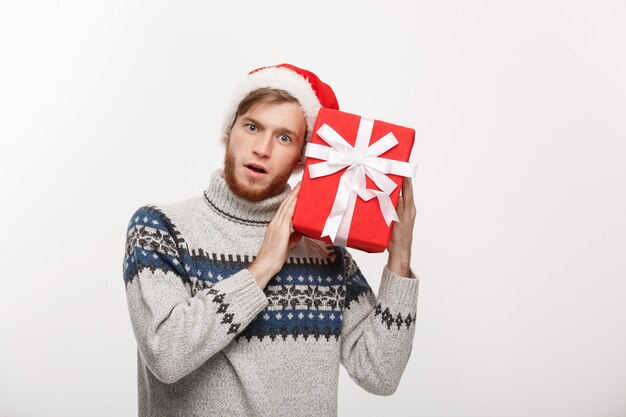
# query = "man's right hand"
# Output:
<box><xmin>248</xmin><ymin>182</ymin><xmax>303</xmax><ymax>289</ymax></box>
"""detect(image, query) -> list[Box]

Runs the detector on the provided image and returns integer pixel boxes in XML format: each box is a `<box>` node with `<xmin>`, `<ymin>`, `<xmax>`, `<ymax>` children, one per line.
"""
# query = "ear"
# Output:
<box><xmin>224</xmin><ymin>129</ymin><xmax>231</xmax><ymax>148</ymax></box>
<box><xmin>296</xmin><ymin>148</ymin><xmax>307</xmax><ymax>168</ymax></box>
<box><xmin>297</xmin><ymin>140</ymin><xmax>308</xmax><ymax>166</ymax></box>
<box><xmin>224</xmin><ymin>116</ymin><xmax>237</xmax><ymax>146</ymax></box>
<box><xmin>292</xmin><ymin>157</ymin><xmax>305</xmax><ymax>174</ymax></box>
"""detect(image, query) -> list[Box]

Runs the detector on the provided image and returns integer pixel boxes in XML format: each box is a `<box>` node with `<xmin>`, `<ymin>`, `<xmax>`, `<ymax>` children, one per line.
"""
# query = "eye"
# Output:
<box><xmin>246</xmin><ymin>124</ymin><xmax>257</xmax><ymax>132</ymax></box>
<box><xmin>278</xmin><ymin>134</ymin><xmax>291</xmax><ymax>144</ymax></box>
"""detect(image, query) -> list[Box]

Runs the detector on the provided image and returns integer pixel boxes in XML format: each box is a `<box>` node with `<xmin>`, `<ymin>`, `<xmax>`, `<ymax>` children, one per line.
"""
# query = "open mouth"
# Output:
<box><xmin>245</xmin><ymin>164</ymin><xmax>267</xmax><ymax>174</ymax></box>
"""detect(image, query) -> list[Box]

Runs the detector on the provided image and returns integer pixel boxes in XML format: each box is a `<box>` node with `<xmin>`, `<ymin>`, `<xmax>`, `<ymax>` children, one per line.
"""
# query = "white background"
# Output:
<box><xmin>1</xmin><ymin>1</ymin><xmax>625</xmax><ymax>416</ymax></box>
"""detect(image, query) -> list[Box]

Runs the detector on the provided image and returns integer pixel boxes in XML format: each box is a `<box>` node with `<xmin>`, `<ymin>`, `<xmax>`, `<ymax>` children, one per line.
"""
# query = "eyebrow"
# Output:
<box><xmin>240</xmin><ymin>116</ymin><xmax>298</xmax><ymax>137</ymax></box>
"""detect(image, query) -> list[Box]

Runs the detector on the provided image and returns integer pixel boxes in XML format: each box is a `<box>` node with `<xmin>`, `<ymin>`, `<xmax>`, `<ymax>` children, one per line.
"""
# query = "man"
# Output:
<box><xmin>122</xmin><ymin>64</ymin><xmax>419</xmax><ymax>417</ymax></box>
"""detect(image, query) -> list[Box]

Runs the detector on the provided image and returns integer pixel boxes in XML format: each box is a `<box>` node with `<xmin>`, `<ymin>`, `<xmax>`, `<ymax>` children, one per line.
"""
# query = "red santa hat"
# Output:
<box><xmin>222</xmin><ymin>63</ymin><xmax>339</xmax><ymax>142</ymax></box>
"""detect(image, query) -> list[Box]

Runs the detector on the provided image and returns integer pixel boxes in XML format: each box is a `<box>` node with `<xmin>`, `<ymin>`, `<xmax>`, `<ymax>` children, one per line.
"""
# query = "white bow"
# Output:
<box><xmin>304</xmin><ymin>117</ymin><xmax>417</xmax><ymax>247</ymax></box>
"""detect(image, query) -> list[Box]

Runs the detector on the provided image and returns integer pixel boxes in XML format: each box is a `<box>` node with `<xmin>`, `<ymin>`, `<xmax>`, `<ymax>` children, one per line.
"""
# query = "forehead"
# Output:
<box><xmin>240</xmin><ymin>101</ymin><xmax>306</xmax><ymax>135</ymax></box>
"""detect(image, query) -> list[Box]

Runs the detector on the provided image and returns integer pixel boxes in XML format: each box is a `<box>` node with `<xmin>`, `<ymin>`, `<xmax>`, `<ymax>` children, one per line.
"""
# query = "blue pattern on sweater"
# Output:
<box><xmin>123</xmin><ymin>206</ymin><xmax>374</xmax><ymax>342</ymax></box>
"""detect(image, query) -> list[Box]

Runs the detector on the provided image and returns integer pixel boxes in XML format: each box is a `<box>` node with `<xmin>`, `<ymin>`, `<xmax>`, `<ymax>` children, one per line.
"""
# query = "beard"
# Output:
<box><xmin>223</xmin><ymin>149</ymin><xmax>293</xmax><ymax>202</ymax></box>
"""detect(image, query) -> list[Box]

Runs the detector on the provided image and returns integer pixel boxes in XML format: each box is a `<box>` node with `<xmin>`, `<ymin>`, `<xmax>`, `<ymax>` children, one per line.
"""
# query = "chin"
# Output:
<box><xmin>224</xmin><ymin>166</ymin><xmax>282</xmax><ymax>202</ymax></box>
<box><xmin>232</xmin><ymin>179</ymin><xmax>284</xmax><ymax>202</ymax></box>
<box><xmin>223</xmin><ymin>151</ymin><xmax>292</xmax><ymax>202</ymax></box>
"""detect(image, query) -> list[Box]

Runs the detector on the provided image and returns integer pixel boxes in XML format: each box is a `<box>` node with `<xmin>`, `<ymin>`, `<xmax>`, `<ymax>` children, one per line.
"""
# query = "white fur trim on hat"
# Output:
<box><xmin>221</xmin><ymin>67</ymin><xmax>322</xmax><ymax>143</ymax></box>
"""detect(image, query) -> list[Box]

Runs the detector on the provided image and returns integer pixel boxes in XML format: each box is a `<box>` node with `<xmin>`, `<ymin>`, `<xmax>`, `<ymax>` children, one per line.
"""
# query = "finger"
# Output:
<box><xmin>275</xmin><ymin>182</ymin><xmax>301</xmax><ymax>225</ymax></box>
<box><xmin>284</xmin><ymin>187</ymin><xmax>300</xmax><ymax>219</ymax></box>
<box><xmin>275</xmin><ymin>182</ymin><xmax>300</xmax><ymax>217</ymax></box>
<box><xmin>396</xmin><ymin>195</ymin><xmax>405</xmax><ymax>214</ymax></box>
<box><xmin>284</xmin><ymin>182</ymin><xmax>301</xmax><ymax>212</ymax></box>
<box><xmin>290</xmin><ymin>181</ymin><xmax>302</xmax><ymax>200</ymax></box>
<box><xmin>402</xmin><ymin>177</ymin><xmax>414</xmax><ymax>204</ymax></box>
<box><xmin>283</xmin><ymin>182</ymin><xmax>301</xmax><ymax>207</ymax></box>
<box><xmin>272</xmin><ymin>201</ymin><xmax>288</xmax><ymax>225</ymax></box>
<box><xmin>402</xmin><ymin>178</ymin><xmax>417</xmax><ymax>219</ymax></box>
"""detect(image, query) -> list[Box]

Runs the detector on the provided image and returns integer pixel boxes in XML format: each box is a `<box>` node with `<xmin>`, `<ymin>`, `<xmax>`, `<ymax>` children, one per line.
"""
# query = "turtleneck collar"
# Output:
<box><xmin>203</xmin><ymin>169</ymin><xmax>292</xmax><ymax>226</ymax></box>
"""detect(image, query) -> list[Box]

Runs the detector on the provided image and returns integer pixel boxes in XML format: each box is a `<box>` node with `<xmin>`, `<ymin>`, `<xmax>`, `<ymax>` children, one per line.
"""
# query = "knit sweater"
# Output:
<box><xmin>122</xmin><ymin>169</ymin><xmax>419</xmax><ymax>417</ymax></box>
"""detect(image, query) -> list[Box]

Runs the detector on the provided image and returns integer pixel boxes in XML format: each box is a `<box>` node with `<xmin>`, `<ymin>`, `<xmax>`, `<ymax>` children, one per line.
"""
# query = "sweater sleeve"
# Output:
<box><xmin>122</xmin><ymin>206</ymin><xmax>269</xmax><ymax>384</ymax></box>
<box><xmin>339</xmin><ymin>247</ymin><xmax>419</xmax><ymax>396</ymax></box>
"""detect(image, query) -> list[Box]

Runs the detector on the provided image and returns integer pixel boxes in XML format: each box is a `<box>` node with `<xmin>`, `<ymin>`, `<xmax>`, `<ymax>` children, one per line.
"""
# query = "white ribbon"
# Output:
<box><xmin>304</xmin><ymin>117</ymin><xmax>417</xmax><ymax>247</ymax></box>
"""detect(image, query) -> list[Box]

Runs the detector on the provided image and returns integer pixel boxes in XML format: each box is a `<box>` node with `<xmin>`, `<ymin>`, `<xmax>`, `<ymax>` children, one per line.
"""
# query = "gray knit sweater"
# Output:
<box><xmin>122</xmin><ymin>169</ymin><xmax>419</xmax><ymax>417</ymax></box>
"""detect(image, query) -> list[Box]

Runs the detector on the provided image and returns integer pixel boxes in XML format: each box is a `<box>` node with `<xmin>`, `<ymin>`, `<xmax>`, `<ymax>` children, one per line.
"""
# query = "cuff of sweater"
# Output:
<box><xmin>211</xmin><ymin>269</ymin><xmax>269</xmax><ymax>321</ymax></box>
<box><xmin>378</xmin><ymin>265</ymin><xmax>419</xmax><ymax>308</ymax></box>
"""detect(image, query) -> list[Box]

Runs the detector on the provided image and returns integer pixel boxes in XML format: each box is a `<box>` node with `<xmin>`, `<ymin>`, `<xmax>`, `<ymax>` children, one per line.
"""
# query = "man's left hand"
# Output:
<box><xmin>386</xmin><ymin>177</ymin><xmax>416</xmax><ymax>277</ymax></box>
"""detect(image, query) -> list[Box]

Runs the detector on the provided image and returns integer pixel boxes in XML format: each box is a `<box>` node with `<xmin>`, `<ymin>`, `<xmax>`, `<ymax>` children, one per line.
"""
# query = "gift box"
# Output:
<box><xmin>292</xmin><ymin>108</ymin><xmax>416</xmax><ymax>253</ymax></box>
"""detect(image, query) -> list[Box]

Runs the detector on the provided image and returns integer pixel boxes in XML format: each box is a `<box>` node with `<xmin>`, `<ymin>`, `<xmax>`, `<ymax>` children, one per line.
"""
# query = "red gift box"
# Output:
<box><xmin>292</xmin><ymin>108</ymin><xmax>416</xmax><ymax>253</ymax></box>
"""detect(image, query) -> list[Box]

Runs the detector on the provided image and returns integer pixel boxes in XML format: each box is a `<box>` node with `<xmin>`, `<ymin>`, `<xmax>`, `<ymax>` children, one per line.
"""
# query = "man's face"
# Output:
<box><xmin>223</xmin><ymin>100</ymin><xmax>306</xmax><ymax>201</ymax></box>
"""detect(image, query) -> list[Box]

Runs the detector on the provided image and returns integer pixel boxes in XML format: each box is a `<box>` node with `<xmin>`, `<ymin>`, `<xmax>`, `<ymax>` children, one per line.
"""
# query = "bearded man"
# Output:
<box><xmin>122</xmin><ymin>63</ymin><xmax>419</xmax><ymax>417</ymax></box>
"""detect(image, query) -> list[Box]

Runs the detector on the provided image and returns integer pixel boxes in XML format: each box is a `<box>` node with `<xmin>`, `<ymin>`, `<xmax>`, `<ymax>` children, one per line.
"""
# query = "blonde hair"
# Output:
<box><xmin>223</xmin><ymin>88</ymin><xmax>307</xmax><ymax>143</ymax></box>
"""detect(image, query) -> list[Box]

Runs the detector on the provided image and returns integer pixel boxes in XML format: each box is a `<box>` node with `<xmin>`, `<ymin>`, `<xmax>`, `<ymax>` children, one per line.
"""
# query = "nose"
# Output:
<box><xmin>252</xmin><ymin>133</ymin><xmax>272</xmax><ymax>158</ymax></box>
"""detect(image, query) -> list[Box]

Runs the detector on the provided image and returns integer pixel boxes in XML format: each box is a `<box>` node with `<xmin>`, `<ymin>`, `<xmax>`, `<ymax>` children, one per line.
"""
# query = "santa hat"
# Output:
<box><xmin>221</xmin><ymin>63</ymin><xmax>339</xmax><ymax>142</ymax></box>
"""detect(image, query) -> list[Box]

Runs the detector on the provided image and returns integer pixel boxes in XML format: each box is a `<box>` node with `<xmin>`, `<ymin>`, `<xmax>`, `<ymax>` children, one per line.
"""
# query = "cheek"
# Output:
<box><xmin>283</xmin><ymin>150</ymin><xmax>303</xmax><ymax>167</ymax></box>
<box><xmin>226</xmin><ymin>136</ymin><xmax>246</xmax><ymax>159</ymax></box>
